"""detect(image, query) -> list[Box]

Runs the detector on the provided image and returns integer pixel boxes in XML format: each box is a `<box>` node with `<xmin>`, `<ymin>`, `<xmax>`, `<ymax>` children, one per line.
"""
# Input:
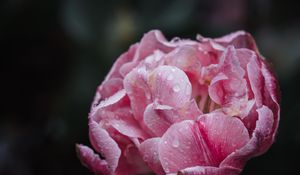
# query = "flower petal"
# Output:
<box><xmin>247</xmin><ymin>56</ymin><xmax>263</xmax><ymax>107</ymax></box>
<box><xmin>158</xmin><ymin>113</ymin><xmax>249</xmax><ymax>173</ymax></box>
<box><xmin>139</xmin><ymin>138</ymin><xmax>165</xmax><ymax>175</ymax></box>
<box><xmin>158</xmin><ymin>120</ymin><xmax>214</xmax><ymax>173</ymax></box>
<box><xmin>89</xmin><ymin>121</ymin><xmax>121</xmax><ymax>172</ymax></box>
<box><xmin>208</xmin><ymin>72</ymin><xmax>228</xmax><ymax>104</ymax></box>
<box><xmin>133</xmin><ymin>30</ymin><xmax>174</xmax><ymax>61</ymax></box>
<box><xmin>76</xmin><ymin>144</ymin><xmax>110</xmax><ymax>174</ymax></box>
<box><xmin>214</xmin><ymin>30</ymin><xmax>259</xmax><ymax>52</ymax></box>
<box><xmin>106</xmin><ymin>43</ymin><xmax>139</xmax><ymax>80</ymax></box>
<box><xmin>220</xmin><ymin>105</ymin><xmax>274</xmax><ymax>169</ymax></box>
<box><xmin>90</xmin><ymin>89</ymin><xmax>129</xmax><ymax>121</ymax></box>
<box><xmin>197</xmin><ymin>113</ymin><xmax>250</xmax><ymax>164</ymax></box>
<box><xmin>108</xmin><ymin>110</ymin><xmax>149</xmax><ymax>139</ymax></box>
<box><xmin>177</xmin><ymin>165</ymin><xmax>241</xmax><ymax>175</ymax></box>
<box><xmin>143</xmin><ymin>103</ymin><xmax>171</xmax><ymax>137</ymax></box>
<box><xmin>148</xmin><ymin>65</ymin><xmax>192</xmax><ymax>108</ymax></box>
<box><xmin>97</xmin><ymin>78</ymin><xmax>123</xmax><ymax>99</ymax></box>
<box><xmin>115</xmin><ymin>144</ymin><xmax>150</xmax><ymax>175</ymax></box>
<box><xmin>164</xmin><ymin>45</ymin><xmax>202</xmax><ymax>74</ymax></box>
<box><xmin>124</xmin><ymin>67</ymin><xmax>152</xmax><ymax>126</ymax></box>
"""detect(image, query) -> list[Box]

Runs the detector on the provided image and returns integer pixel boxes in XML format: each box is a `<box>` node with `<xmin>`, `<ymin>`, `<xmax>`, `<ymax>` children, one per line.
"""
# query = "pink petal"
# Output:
<box><xmin>115</xmin><ymin>144</ymin><xmax>150</xmax><ymax>175</ymax></box>
<box><xmin>208</xmin><ymin>72</ymin><xmax>228</xmax><ymax>104</ymax></box>
<box><xmin>109</xmin><ymin>114</ymin><xmax>149</xmax><ymax>140</ymax></box>
<box><xmin>97</xmin><ymin>78</ymin><xmax>124</xmax><ymax>100</ymax></box>
<box><xmin>164</xmin><ymin>45</ymin><xmax>201</xmax><ymax>74</ymax></box>
<box><xmin>139</xmin><ymin>138</ymin><xmax>165</xmax><ymax>175</ymax></box>
<box><xmin>133</xmin><ymin>30</ymin><xmax>175</xmax><ymax>61</ymax></box>
<box><xmin>247</xmin><ymin>56</ymin><xmax>263</xmax><ymax>107</ymax></box>
<box><xmin>89</xmin><ymin>121</ymin><xmax>121</xmax><ymax>172</ymax></box>
<box><xmin>105</xmin><ymin>43</ymin><xmax>139</xmax><ymax>81</ymax></box>
<box><xmin>123</xmin><ymin>67</ymin><xmax>152</xmax><ymax>130</ymax></box>
<box><xmin>143</xmin><ymin>103</ymin><xmax>171</xmax><ymax>136</ymax></box>
<box><xmin>158</xmin><ymin>120</ymin><xmax>214</xmax><ymax>173</ymax></box>
<box><xmin>148</xmin><ymin>65</ymin><xmax>192</xmax><ymax>108</ymax></box>
<box><xmin>214</xmin><ymin>30</ymin><xmax>259</xmax><ymax>52</ymax></box>
<box><xmin>176</xmin><ymin>99</ymin><xmax>202</xmax><ymax>120</ymax></box>
<box><xmin>119</xmin><ymin>61</ymin><xmax>140</xmax><ymax>77</ymax></box>
<box><xmin>90</xmin><ymin>89</ymin><xmax>129</xmax><ymax>121</ymax></box>
<box><xmin>177</xmin><ymin>166</ymin><xmax>241</xmax><ymax>175</ymax></box>
<box><xmin>197</xmin><ymin>113</ymin><xmax>250</xmax><ymax>164</ymax></box>
<box><xmin>261</xmin><ymin>62</ymin><xmax>280</xmax><ymax>139</ymax></box>
<box><xmin>158</xmin><ymin>113</ymin><xmax>249</xmax><ymax>173</ymax></box>
<box><xmin>220</xmin><ymin>105</ymin><xmax>274</xmax><ymax>169</ymax></box>
<box><xmin>76</xmin><ymin>144</ymin><xmax>110</xmax><ymax>174</ymax></box>
<box><xmin>208</xmin><ymin>47</ymin><xmax>251</xmax><ymax>117</ymax></box>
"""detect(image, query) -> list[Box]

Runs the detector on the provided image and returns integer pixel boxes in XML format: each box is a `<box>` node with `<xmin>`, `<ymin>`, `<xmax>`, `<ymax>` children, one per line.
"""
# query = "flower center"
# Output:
<box><xmin>195</xmin><ymin>94</ymin><xmax>220</xmax><ymax>113</ymax></box>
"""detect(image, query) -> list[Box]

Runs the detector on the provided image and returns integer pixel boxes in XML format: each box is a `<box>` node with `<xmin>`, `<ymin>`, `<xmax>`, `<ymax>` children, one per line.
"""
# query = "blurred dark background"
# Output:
<box><xmin>0</xmin><ymin>0</ymin><xmax>299</xmax><ymax>174</ymax></box>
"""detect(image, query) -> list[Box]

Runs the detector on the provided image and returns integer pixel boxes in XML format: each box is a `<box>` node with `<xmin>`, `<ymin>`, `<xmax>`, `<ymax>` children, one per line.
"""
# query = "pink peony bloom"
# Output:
<box><xmin>77</xmin><ymin>30</ymin><xmax>280</xmax><ymax>175</ymax></box>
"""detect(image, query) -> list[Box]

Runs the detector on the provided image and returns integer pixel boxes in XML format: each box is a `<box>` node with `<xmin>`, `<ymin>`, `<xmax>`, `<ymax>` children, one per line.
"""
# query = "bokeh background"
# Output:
<box><xmin>1</xmin><ymin>0</ymin><xmax>299</xmax><ymax>174</ymax></box>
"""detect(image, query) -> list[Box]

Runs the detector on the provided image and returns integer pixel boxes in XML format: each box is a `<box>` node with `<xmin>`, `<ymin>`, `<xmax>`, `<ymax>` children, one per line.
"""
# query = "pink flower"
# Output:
<box><xmin>76</xmin><ymin>30</ymin><xmax>280</xmax><ymax>175</ymax></box>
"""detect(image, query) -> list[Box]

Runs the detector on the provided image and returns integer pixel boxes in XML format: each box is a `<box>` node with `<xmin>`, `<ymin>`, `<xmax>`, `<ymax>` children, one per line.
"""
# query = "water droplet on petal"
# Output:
<box><xmin>164</xmin><ymin>141</ymin><xmax>168</xmax><ymax>144</ymax></box>
<box><xmin>171</xmin><ymin>68</ymin><xmax>176</xmax><ymax>72</ymax></box>
<box><xmin>145</xmin><ymin>92</ymin><xmax>151</xmax><ymax>100</ymax></box>
<box><xmin>173</xmin><ymin>84</ymin><xmax>180</xmax><ymax>92</ymax></box>
<box><xmin>167</xmin><ymin>74</ymin><xmax>174</xmax><ymax>81</ymax></box>
<box><xmin>172</xmin><ymin>138</ymin><xmax>180</xmax><ymax>148</ymax></box>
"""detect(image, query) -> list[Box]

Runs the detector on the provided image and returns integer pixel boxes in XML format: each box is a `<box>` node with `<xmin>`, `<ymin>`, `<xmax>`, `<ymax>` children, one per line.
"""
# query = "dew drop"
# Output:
<box><xmin>145</xmin><ymin>92</ymin><xmax>151</xmax><ymax>100</ymax></box>
<box><xmin>172</xmin><ymin>139</ymin><xmax>180</xmax><ymax>148</ymax></box>
<box><xmin>167</xmin><ymin>74</ymin><xmax>174</xmax><ymax>81</ymax></box>
<box><xmin>164</xmin><ymin>140</ymin><xmax>168</xmax><ymax>145</ymax></box>
<box><xmin>172</xmin><ymin>84</ymin><xmax>180</xmax><ymax>92</ymax></box>
<box><xmin>171</xmin><ymin>68</ymin><xmax>176</xmax><ymax>72</ymax></box>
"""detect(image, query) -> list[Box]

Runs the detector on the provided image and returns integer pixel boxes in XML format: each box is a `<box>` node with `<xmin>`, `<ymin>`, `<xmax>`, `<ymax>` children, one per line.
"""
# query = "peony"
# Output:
<box><xmin>76</xmin><ymin>30</ymin><xmax>280</xmax><ymax>175</ymax></box>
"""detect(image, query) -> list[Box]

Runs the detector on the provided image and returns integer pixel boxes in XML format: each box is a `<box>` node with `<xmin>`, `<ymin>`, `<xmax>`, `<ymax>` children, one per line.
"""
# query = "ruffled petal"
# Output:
<box><xmin>214</xmin><ymin>30</ymin><xmax>259</xmax><ymax>52</ymax></box>
<box><xmin>90</xmin><ymin>89</ymin><xmax>129</xmax><ymax>121</ymax></box>
<box><xmin>158</xmin><ymin>113</ymin><xmax>249</xmax><ymax>173</ymax></box>
<box><xmin>164</xmin><ymin>45</ymin><xmax>201</xmax><ymax>74</ymax></box>
<box><xmin>97</xmin><ymin>78</ymin><xmax>123</xmax><ymax>99</ymax></box>
<box><xmin>76</xmin><ymin>144</ymin><xmax>110</xmax><ymax>174</ymax></box>
<box><xmin>220</xmin><ymin>105</ymin><xmax>274</xmax><ymax>169</ymax></box>
<box><xmin>177</xmin><ymin>165</ymin><xmax>241</xmax><ymax>175</ymax></box>
<box><xmin>158</xmin><ymin>120</ymin><xmax>214</xmax><ymax>173</ymax></box>
<box><xmin>143</xmin><ymin>103</ymin><xmax>171</xmax><ymax>136</ymax></box>
<box><xmin>133</xmin><ymin>30</ymin><xmax>174</xmax><ymax>61</ymax></box>
<box><xmin>139</xmin><ymin>138</ymin><xmax>165</xmax><ymax>175</ymax></box>
<box><xmin>89</xmin><ymin>121</ymin><xmax>121</xmax><ymax>172</ymax></box>
<box><xmin>197</xmin><ymin>113</ymin><xmax>250</xmax><ymax>164</ymax></box>
<box><xmin>105</xmin><ymin>43</ymin><xmax>139</xmax><ymax>80</ymax></box>
<box><xmin>123</xmin><ymin>67</ymin><xmax>152</xmax><ymax>125</ymax></box>
<box><xmin>208</xmin><ymin>72</ymin><xmax>228</xmax><ymax>105</ymax></box>
<box><xmin>247</xmin><ymin>56</ymin><xmax>263</xmax><ymax>107</ymax></box>
<box><xmin>115</xmin><ymin>144</ymin><xmax>150</xmax><ymax>175</ymax></box>
<box><xmin>148</xmin><ymin>65</ymin><xmax>192</xmax><ymax>108</ymax></box>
